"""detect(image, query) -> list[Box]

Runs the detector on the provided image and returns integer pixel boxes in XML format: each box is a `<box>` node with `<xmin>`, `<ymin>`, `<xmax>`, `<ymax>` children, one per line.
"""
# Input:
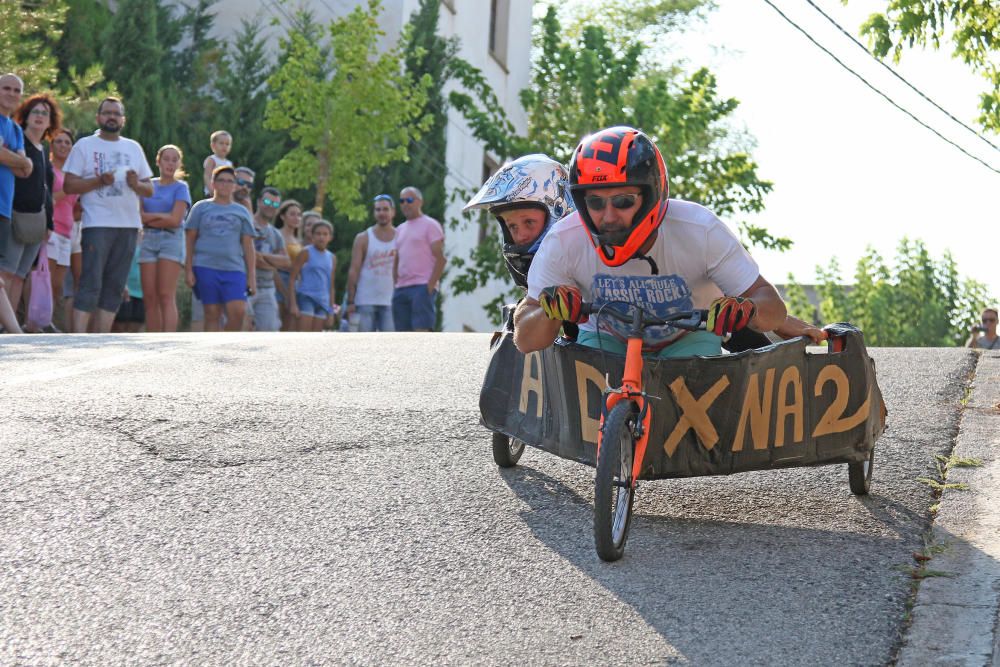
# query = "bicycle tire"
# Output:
<box><xmin>492</xmin><ymin>432</ymin><xmax>525</xmax><ymax>468</ymax></box>
<box><xmin>594</xmin><ymin>401</ymin><xmax>636</xmax><ymax>562</ymax></box>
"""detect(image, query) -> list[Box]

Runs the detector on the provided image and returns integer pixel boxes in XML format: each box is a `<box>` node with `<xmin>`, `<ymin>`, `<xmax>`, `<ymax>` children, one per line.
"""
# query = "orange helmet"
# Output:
<box><xmin>569</xmin><ymin>126</ymin><xmax>669</xmax><ymax>267</ymax></box>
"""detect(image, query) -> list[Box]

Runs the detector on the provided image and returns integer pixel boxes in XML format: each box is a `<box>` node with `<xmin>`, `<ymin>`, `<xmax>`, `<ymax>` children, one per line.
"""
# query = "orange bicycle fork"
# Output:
<box><xmin>597</xmin><ymin>335</ymin><xmax>652</xmax><ymax>489</ymax></box>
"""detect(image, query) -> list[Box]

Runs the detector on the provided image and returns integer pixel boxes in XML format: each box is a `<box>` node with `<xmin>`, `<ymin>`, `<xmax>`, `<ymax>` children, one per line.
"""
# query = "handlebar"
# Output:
<box><xmin>579</xmin><ymin>301</ymin><xmax>707</xmax><ymax>332</ymax></box>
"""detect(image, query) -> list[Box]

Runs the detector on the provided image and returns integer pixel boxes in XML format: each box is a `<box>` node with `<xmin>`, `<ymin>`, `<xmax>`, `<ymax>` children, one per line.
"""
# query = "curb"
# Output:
<box><xmin>898</xmin><ymin>350</ymin><xmax>1000</xmax><ymax>667</ymax></box>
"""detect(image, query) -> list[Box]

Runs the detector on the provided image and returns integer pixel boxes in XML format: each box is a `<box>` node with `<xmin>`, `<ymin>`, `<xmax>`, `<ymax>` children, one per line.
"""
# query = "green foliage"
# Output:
<box><xmin>0</xmin><ymin>0</ymin><xmax>67</xmax><ymax>91</ymax></box>
<box><xmin>59</xmin><ymin>65</ymin><xmax>120</xmax><ymax>135</ymax></box>
<box><xmin>54</xmin><ymin>0</ymin><xmax>110</xmax><ymax>80</ymax></box>
<box><xmin>102</xmin><ymin>0</ymin><xmax>172</xmax><ymax>158</ymax></box>
<box><xmin>856</xmin><ymin>0</ymin><xmax>1000</xmax><ymax>132</ymax></box>
<box><xmin>265</xmin><ymin>0</ymin><xmax>432</xmax><ymax>222</ymax></box>
<box><xmin>449</xmin><ymin>5</ymin><xmax>781</xmax><ymax>322</ymax></box>
<box><xmin>783</xmin><ymin>275</ymin><xmax>816</xmax><ymax>323</ymax></box>
<box><xmin>812</xmin><ymin>238</ymin><xmax>992</xmax><ymax>346</ymax></box>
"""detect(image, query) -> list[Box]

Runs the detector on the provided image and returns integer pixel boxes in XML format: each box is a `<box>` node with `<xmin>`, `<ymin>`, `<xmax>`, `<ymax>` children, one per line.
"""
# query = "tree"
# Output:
<box><xmin>264</xmin><ymin>0</ymin><xmax>431</xmax><ymax>221</ymax></box>
<box><xmin>810</xmin><ymin>239</ymin><xmax>992</xmax><ymax>346</ymax></box>
<box><xmin>448</xmin><ymin>5</ymin><xmax>782</xmax><ymax>321</ymax></box>
<box><xmin>783</xmin><ymin>275</ymin><xmax>816</xmax><ymax>323</ymax></box>
<box><xmin>54</xmin><ymin>0</ymin><xmax>111</xmax><ymax>81</ymax></box>
<box><xmin>0</xmin><ymin>0</ymin><xmax>67</xmax><ymax>92</ymax></box>
<box><xmin>858</xmin><ymin>1</ymin><xmax>1000</xmax><ymax>133</ymax></box>
<box><xmin>102</xmin><ymin>0</ymin><xmax>172</xmax><ymax>158</ymax></box>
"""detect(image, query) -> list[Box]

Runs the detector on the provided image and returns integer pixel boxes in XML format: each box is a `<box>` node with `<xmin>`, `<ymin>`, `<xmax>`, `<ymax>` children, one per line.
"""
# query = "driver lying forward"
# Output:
<box><xmin>507</xmin><ymin>126</ymin><xmax>823</xmax><ymax>356</ymax></box>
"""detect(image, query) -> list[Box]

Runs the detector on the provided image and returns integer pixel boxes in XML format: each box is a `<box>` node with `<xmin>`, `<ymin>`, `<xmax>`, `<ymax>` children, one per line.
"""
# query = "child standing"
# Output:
<box><xmin>289</xmin><ymin>220</ymin><xmax>335</xmax><ymax>332</ymax></box>
<box><xmin>202</xmin><ymin>130</ymin><xmax>233</xmax><ymax>196</ymax></box>
<box><xmin>185</xmin><ymin>166</ymin><xmax>256</xmax><ymax>332</ymax></box>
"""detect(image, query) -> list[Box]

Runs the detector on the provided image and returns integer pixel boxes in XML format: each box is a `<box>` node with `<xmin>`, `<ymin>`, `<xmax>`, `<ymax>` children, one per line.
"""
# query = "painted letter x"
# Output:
<box><xmin>663</xmin><ymin>376</ymin><xmax>730</xmax><ymax>456</ymax></box>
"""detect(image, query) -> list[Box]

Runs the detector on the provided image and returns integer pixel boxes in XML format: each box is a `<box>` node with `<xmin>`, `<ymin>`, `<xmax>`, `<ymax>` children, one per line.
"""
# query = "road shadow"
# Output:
<box><xmin>498</xmin><ymin>463</ymin><xmax>996</xmax><ymax>666</ymax></box>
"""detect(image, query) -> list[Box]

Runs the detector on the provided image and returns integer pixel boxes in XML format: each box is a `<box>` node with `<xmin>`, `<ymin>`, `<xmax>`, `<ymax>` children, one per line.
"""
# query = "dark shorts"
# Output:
<box><xmin>75</xmin><ymin>227</ymin><xmax>139</xmax><ymax>313</ymax></box>
<box><xmin>115</xmin><ymin>297</ymin><xmax>146</xmax><ymax>323</ymax></box>
<box><xmin>193</xmin><ymin>266</ymin><xmax>247</xmax><ymax>305</ymax></box>
<box><xmin>391</xmin><ymin>284</ymin><xmax>437</xmax><ymax>331</ymax></box>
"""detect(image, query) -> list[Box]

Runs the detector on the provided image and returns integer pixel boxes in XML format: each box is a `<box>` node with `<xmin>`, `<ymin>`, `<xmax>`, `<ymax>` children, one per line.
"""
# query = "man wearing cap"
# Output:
<box><xmin>346</xmin><ymin>194</ymin><xmax>397</xmax><ymax>332</ymax></box>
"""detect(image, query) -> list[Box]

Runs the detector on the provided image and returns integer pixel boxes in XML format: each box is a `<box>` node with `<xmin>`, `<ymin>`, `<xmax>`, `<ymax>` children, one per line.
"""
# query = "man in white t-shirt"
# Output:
<box><xmin>63</xmin><ymin>97</ymin><xmax>153</xmax><ymax>333</ymax></box>
<box><xmin>515</xmin><ymin>126</ymin><xmax>787</xmax><ymax>358</ymax></box>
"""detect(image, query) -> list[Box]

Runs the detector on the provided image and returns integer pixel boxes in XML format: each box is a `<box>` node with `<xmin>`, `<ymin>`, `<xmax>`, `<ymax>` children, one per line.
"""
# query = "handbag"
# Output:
<box><xmin>26</xmin><ymin>243</ymin><xmax>53</xmax><ymax>330</ymax></box>
<box><xmin>12</xmin><ymin>208</ymin><xmax>47</xmax><ymax>244</ymax></box>
<box><xmin>12</xmin><ymin>146</ymin><xmax>49</xmax><ymax>245</ymax></box>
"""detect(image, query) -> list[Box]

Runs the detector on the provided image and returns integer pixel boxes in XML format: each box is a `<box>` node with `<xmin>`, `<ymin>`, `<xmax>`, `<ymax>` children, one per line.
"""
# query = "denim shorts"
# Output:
<box><xmin>296</xmin><ymin>292</ymin><xmax>331</xmax><ymax>317</ymax></box>
<box><xmin>139</xmin><ymin>228</ymin><xmax>185</xmax><ymax>265</ymax></box>
<box><xmin>193</xmin><ymin>266</ymin><xmax>247</xmax><ymax>305</ymax></box>
<box><xmin>357</xmin><ymin>304</ymin><xmax>394</xmax><ymax>332</ymax></box>
<box><xmin>75</xmin><ymin>227</ymin><xmax>138</xmax><ymax>313</ymax></box>
<box><xmin>0</xmin><ymin>215</ymin><xmax>42</xmax><ymax>278</ymax></box>
<box><xmin>391</xmin><ymin>284</ymin><xmax>436</xmax><ymax>331</ymax></box>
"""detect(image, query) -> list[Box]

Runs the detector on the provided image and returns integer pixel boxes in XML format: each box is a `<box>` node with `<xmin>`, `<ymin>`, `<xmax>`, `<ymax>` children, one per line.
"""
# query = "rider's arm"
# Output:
<box><xmin>773</xmin><ymin>315</ymin><xmax>827</xmax><ymax>344</ymax></box>
<box><xmin>739</xmin><ymin>274</ymin><xmax>786</xmax><ymax>334</ymax></box>
<box><xmin>513</xmin><ymin>297</ymin><xmax>562</xmax><ymax>353</ymax></box>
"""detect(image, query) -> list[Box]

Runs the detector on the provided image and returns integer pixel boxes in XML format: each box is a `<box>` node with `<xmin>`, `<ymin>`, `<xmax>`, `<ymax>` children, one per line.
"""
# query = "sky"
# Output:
<box><xmin>566</xmin><ymin>0</ymin><xmax>999</xmax><ymax>298</ymax></box>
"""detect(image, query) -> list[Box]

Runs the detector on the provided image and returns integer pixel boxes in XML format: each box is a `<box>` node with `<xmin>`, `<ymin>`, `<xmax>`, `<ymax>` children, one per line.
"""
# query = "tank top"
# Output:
<box><xmin>355</xmin><ymin>227</ymin><xmax>396</xmax><ymax>306</ymax></box>
<box><xmin>975</xmin><ymin>335</ymin><xmax>999</xmax><ymax>350</ymax></box>
<box><xmin>203</xmin><ymin>156</ymin><xmax>234</xmax><ymax>194</ymax></box>
<box><xmin>297</xmin><ymin>244</ymin><xmax>334</xmax><ymax>305</ymax></box>
<box><xmin>52</xmin><ymin>166</ymin><xmax>78</xmax><ymax>238</ymax></box>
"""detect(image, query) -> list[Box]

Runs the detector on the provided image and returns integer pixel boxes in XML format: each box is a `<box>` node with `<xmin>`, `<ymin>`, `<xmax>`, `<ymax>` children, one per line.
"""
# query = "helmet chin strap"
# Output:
<box><xmin>632</xmin><ymin>253</ymin><xmax>659</xmax><ymax>275</ymax></box>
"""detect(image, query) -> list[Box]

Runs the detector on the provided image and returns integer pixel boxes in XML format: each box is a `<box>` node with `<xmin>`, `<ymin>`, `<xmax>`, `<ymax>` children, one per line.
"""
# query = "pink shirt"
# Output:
<box><xmin>394</xmin><ymin>214</ymin><xmax>444</xmax><ymax>288</ymax></box>
<box><xmin>52</xmin><ymin>167</ymin><xmax>79</xmax><ymax>238</ymax></box>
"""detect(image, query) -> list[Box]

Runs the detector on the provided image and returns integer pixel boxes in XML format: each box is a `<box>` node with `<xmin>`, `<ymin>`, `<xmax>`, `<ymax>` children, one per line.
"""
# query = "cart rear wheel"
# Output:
<box><xmin>848</xmin><ymin>447</ymin><xmax>875</xmax><ymax>495</ymax></box>
<box><xmin>492</xmin><ymin>432</ymin><xmax>525</xmax><ymax>468</ymax></box>
<box><xmin>594</xmin><ymin>402</ymin><xmax>636</xmax><ymax>562</ymax></box>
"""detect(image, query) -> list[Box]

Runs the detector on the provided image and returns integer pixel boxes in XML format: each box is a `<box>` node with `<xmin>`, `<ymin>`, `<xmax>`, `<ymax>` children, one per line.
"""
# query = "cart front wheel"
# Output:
<box><xmin>848</xmin><ymin>447</ymin><xmax>875</xmax><ymax>495</ymax></box>
<box><xmin>594</xmin><ymin>402</ymin><xmax>636</xmax><ymax>562</ymax></box>
<box><xmin>492</xmin><ymin>432</ymin><xmax>525</xmax><ymax>468</ymax></box>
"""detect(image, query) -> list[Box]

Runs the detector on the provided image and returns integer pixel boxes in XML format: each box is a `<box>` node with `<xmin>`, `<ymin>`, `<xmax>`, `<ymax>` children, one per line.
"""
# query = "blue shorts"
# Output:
<box><xmin>139</xmin><ymin>228</ymin><xmax>185</xmax><ymax>265</ymax></box>
<box><xmin>392</xmin><ymin>284</ymin><xmax>437</xmax><ymax>331</ymax></box>
<box><xmin>297</xmin><ymin>292</ymin><xmax>331</xmax><ymax>317</ymax></box>
<box><xmin>193</xmin><ymin>266</ymin><xmax>247</xmax><ymax>305</ymax></box>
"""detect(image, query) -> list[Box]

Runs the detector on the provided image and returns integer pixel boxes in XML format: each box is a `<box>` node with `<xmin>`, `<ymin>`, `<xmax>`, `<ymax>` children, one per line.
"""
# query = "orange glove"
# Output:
<box><xmin>538</xmin><ymin>285</ymin><xmax>587</xmax><ymax>323</ymax></box>
<box><xmin>706</xmin><ymin>296</ymin><xmax>756</xmax><ymax>336</ymax></box>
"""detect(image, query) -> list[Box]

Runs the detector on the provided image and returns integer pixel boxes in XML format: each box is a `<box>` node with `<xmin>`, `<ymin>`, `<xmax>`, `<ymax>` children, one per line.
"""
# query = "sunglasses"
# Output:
<box><xmin>584</xmin><ymin>193</ymin><xmax>639</xmax><ymax>211</ymax></box>
<box><xmin>262</xmin><ymin>197</ymin><xmax>280</xmax><ymax>208</ymax></box>
<box><xmin>236</xmin><ymin>178</ymin><xmax>253</xmax><ymax>188</ymax></box>
<box><xmin>400</xmin><ymin>197</ymin><xmax>416</xmax><ymax>204</ymax></box>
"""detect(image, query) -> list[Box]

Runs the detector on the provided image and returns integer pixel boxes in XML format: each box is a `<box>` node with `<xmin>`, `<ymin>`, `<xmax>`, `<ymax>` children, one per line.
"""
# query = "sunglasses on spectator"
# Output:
<box><xmin>236</xmin><ymin>178</ymin><xmax>253</xmax><ymax>187</ymax></box>
<box><xmin>262</xmin><ymin>197</ymin><xmax>280</xmax><ymax>208</ymax></box>
<box><xmin>400</xmin><ymin>197</ymin><xmax>417</xmax><ymax>204</ymax></box>
<box><xmin>584</xmin><ymin>193</ymin><xmax>639</xmax><ymax>211</ymax></box>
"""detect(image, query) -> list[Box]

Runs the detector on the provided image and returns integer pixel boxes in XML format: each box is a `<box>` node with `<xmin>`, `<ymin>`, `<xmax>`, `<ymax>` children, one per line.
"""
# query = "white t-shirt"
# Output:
<box><xmin>63</xmin><ymin>134</ymin><xmax>153</xmax><ymax>229</ymax></box>
<box><xmin>527</xmin><ymin>199</ymin><xmax>760</xmax><ymax>350</ymax></box>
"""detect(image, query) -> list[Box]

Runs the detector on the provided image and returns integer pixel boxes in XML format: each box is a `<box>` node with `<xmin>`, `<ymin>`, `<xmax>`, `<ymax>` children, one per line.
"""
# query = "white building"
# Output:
<box><xmin>208</xmin><ymin>0</ymin><xmax>534</xmax><ymax>331</ymax></box>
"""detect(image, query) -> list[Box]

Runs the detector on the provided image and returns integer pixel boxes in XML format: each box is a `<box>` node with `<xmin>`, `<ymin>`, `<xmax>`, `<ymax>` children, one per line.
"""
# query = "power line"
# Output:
<box><xmin>802</xmin><ymin>0</ymin><xmax>1000</xmax><ymax>155</ymax></box>
<box><xmin>761</xmin><ymin>0</ymin><xmax>1000</xmax><ymax>175</ymax></box>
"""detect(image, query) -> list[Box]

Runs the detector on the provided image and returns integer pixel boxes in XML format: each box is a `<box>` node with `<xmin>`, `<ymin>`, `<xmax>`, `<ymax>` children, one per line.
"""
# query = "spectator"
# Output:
<box><xmin>346</xmin><ymin>193</ymin><xmax>396</xmax><ymax>332</ymax></box>
<box><xmin>273</xmin><ymin>199</ymin><xmax>303</xmax><ymax>330</ymax></box>
<box><xmin>184</xmin><ymin>165</ymin><xmax>256</xmax><ymax>332</ymax></box>
<box><xmin>0</xmin><ymin>74</ymin><xmax>34</xmax><ymax>313</ymax></box>
<box><xmin>48</xmin><ymin>128</ymin><xmax>78</xmax><ymax>331</ymax></box>
<box><xmin>113</xmin><ymin>235</ymin><xmax>144</xmax><ymax>333</ymax></box>
<box><xmin>6</xmin><ymin>93</ymin><xmax>57</xmax><ymax>327</ymax></box>
<box><xmin>250</xmin><ymin>186</ymin><xmax>288</xmax><ymax>331</ymax></box>
<box><xmin>967</xmin><ymin>307</ymin><xmax>999</xmax><ymax>350</ymax></box>
<box><xmin>301</xmin><ymin>210</ymin><xmax>321</xmax><ymax>246</ymax></box>
<box><xmin>140</xmin><ymin>144</ymin><xmax>191</xmax><ymax>332</ymax></box>
<box><xmin>63</xmin><ymin>96</ymin><xmax>154</xmax><ymax>334</ymax></box>
<box><xmin>289</xmin><ymin>219</ymin><xmax>335</xmax><ymax>332</ymax></box>
<box><xmin>202</xmin><ymin>130</ymin><xmax>232</xmax><ymax>196</ymax></box>
<box><xmin>233</xmin><ymin>166</ymin><xmax>255</xmax><ymax>215</ymax></box>
<box><xmin>392</xmin><ymin>186</ymin><xmax>445</xmax><ymax>332</ymax></box>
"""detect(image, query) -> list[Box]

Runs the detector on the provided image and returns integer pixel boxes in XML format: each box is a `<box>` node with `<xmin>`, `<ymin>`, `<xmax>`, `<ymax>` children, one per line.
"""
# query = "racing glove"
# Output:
<box><xmin>706</xmin><ymin>296</ymin><xmax>756</xmax><ymax>336</ymax></box>
<box><xmin>538</xmin><ymin>285</ymin><xmax>587</xmax><ymax>323</ymax></box>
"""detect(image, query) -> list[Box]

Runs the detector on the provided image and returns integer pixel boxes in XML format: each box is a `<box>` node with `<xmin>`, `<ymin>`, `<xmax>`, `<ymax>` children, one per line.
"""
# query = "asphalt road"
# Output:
<box><xmin>0</xmin><ymin>333</ymin><xmax>979</xmax><ymax>665</ymax></box>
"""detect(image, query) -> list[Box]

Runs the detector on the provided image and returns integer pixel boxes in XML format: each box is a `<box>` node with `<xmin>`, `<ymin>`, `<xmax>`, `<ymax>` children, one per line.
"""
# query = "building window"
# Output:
<box><xmin>489</xmin><ymin>0</ymin><xmax>510</xmax><ymax>69</ymax></box>
<box><xmin>478</xmin><ymin>156</ymin><xmax>500</xmax><ymax>245</ymax></box>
